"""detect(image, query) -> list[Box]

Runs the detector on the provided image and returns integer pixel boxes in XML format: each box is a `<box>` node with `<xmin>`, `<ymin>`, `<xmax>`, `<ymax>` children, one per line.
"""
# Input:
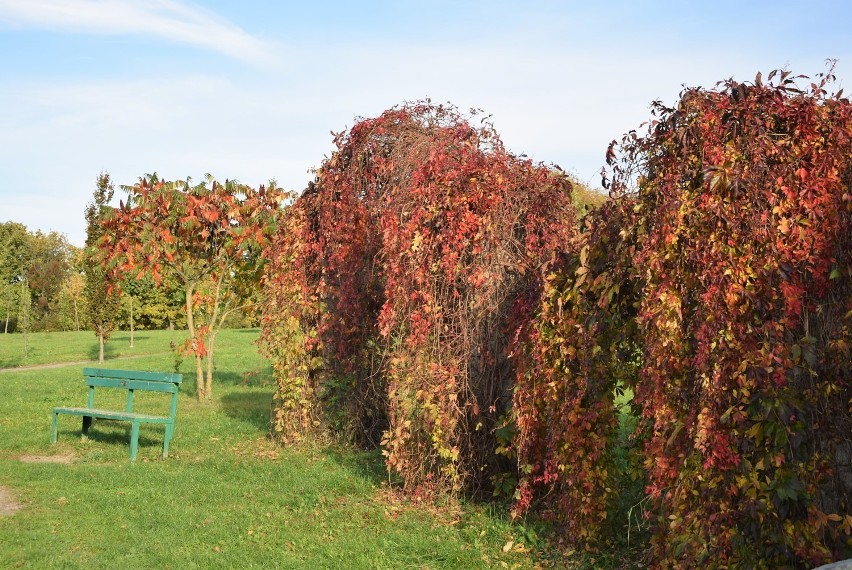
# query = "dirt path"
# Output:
<box><xmin>0</xmin><ymin>352</ymin><xmax>171</xmax><ymax>373</ymax></box>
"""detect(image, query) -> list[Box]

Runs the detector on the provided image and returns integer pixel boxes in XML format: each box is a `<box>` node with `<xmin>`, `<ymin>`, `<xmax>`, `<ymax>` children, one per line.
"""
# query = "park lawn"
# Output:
<box><xmin>0</xmin><ymin>329</ymin><xmax>567</xmax><ymax>569</ymax></box>
<box><xmin>0</xmin><ymin>328</ymin><xmax>180</xmax><ymax>369</ymax></box>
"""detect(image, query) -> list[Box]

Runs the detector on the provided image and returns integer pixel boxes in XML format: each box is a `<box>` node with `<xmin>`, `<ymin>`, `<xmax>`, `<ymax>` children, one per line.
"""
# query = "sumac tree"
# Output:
<box><xmin>103</xmin><ymin>174</ymin><xmax>283</xmax><ymax>400</ymax></box>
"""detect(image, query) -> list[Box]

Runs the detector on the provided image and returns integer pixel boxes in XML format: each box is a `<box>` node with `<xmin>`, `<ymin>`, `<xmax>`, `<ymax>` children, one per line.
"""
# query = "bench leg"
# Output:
<box><xmin>130</xmin><ymin>421</ymin><xmax>140</xmax><ymax>461</ymax></box>
<box><xmin>51</xmin><ymin>412</ymin><xmax>58</xmax><ymax>444</ymax></box>
<box><xmin>163</xmin><ymin>423</ymin><xmax>173</xmax><ymax>459</ymax></box>
<box><xmin>82</xmin><ymin>415</ymin><xmax>93</xmax><ymax>435</ymax></box>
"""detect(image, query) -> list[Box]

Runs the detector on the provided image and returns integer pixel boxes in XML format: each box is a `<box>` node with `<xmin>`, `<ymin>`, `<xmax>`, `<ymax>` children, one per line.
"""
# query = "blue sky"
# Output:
<box><xmin>1</xmin><ymin>0</ymin><xmax>850</xmax><ymax>246</ymax></box>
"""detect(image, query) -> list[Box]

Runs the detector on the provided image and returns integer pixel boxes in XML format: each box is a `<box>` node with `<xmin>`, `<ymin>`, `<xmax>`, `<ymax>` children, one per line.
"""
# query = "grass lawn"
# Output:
<box><xmin>0</xmin><ymin>329</ymin><xmax>582</xmax><ymax>569</ymax></box>
<box><xmin>0</xmin><ymin>329</ymin><xmax>178</xmax><ymax>369</ymax></box>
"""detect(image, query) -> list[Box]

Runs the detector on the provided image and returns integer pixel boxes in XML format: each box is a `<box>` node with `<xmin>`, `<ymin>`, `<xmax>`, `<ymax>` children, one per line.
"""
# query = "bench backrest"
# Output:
<box><xmin>82</xmin><ymin>368</ymin><xmax>183</xmax><ymax>418</ymax></box>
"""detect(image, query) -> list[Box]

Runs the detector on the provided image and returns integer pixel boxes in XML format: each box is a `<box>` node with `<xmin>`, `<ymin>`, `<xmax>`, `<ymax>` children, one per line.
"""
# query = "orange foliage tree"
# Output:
<box><xmin>102</xmin><ymin>174</ymin><xmax>283</xmax><ymax>400</ymax></box>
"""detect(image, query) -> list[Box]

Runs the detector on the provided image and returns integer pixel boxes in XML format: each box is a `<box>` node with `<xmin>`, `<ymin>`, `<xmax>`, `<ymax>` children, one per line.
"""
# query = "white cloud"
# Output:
<box><xmin>0</xmin><ymin>0</ymin><xmax>278</xmax><ymax>65</ymax></box>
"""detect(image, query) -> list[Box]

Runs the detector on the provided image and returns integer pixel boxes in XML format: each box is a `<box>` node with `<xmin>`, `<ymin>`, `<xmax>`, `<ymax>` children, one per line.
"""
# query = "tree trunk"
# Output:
<box><xmin>129</xmin><ymin>296</ymin><xmax>134</xmax><ymax>348</ymax></box>
<box><xmin>98</xmin><ymin>330</ymin><xmax>104</xmax><ymax>363</ymax></box>
<box><xmin>20</xmin><ymin>281</ymin><xmax>29</xmax><ymax>358</ymax></box>
<box><xmin>185</xmin><ymin>281</ymin><xmax>205</xmax><ymax>401</ymax></box>
<box><xmin>205</xmin><ymin>330</ymin><xmax>218</xmax><ymax>400</ymax></box>
<box><xmin>73</xmin><ymin>297</ymin><xmax>79</xmax><ymax>331</ymax></box>
<box><xmin>4</xmin><ymin>291</ymin><xmax>11</xmax><ymax>333</ymax></box>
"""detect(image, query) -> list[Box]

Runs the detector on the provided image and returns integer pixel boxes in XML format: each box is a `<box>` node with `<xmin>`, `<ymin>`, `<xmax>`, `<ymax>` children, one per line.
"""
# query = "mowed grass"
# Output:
<box><xmin>0</xmin><ymin>329</ymin><xmax>558</xmax><ymax>569</ymax></box>
<box><xmin>0</xmin><ymin>329</ymin><xmax>176</xmax><ymax>369</ymax></box>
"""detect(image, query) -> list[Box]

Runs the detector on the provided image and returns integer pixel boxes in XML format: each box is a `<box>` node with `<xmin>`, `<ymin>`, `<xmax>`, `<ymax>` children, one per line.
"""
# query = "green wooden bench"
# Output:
<box><xmin>51</xmin><ymin>367</ymin><xmax>183</xmax><ymax>460</ymax></box>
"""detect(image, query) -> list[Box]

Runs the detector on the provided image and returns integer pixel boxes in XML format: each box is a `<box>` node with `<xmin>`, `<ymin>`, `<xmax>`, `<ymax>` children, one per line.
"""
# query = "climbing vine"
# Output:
<box><xmin>606</xmin><ymin>68</ymin><xmax>852</xmax><ymax>566</ymax></box>
<box><xmin>260</xmin><ymin>69</ymin><xmax>852</xmax><ymax>566</ymax></box>
<box><xmin>259</xmin><ymin>101</ymin><xmax>576</xmax><ymax>494</ymax></box>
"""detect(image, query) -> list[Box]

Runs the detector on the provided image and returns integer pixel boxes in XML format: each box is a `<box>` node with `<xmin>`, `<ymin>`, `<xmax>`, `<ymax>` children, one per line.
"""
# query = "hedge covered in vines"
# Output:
<box><xmin>260</xmin><ymin>70</ymin><xmax>852</xmax><ymax>566</ymax></box>
<box><xmin>615</xmin><ymin>70</ymin><xmax>852</xmax><ymax>567</ymax></box>
<box><xmin>510</xmin><ymin>70</ymin><xmax>851</xmax><ymax>566</ymax></box>
<box><xmin>259</xmin><ymin>101</ymin><xmax>576</xmax><ymax>494</ymax></box>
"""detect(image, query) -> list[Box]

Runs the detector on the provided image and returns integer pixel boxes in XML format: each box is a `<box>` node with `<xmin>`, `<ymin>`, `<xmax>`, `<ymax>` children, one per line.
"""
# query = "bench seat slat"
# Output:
<box><xmin>52</xmin><ymin>407</ymin><xmax>172</xmax><ymax>423</ymax></box>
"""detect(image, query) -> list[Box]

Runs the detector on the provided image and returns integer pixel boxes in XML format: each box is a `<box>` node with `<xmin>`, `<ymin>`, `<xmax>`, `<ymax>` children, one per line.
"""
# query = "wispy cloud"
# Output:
<box><xmin>0</xmin><ymin>0</ymin><xmax>277</xmax><ymax>65</ymax></box>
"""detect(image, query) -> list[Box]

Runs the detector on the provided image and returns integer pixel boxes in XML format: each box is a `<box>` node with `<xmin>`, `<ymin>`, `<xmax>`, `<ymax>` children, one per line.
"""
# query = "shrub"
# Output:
<box><xmin>259</xmin><ymin>101</ymin><xmax>577</xmax><ymax>494</ymax></box>
<box><xmin>604</xmin><ymin>68</ymin><xmax>852</xmax><ymax>566</ymax></box>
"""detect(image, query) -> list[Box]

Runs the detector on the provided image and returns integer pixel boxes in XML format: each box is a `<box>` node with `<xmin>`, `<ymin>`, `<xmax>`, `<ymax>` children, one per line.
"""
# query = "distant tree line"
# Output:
<box><xmin>0</xmin><ymin>217</ymin><xmax>205</xmax><ymax>335</ymax></box>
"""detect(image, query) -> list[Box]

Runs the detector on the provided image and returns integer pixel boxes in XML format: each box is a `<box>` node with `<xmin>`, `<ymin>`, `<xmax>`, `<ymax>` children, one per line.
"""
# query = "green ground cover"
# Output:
<box><xmin>0</xmin><ymin>329</ymin><xmax>576</xmax><ymax>569</ymax></box>
<box><xmin>0</xmin><ymin>329</ymin><xmax>176</xmax><ymax>369</ymax></box>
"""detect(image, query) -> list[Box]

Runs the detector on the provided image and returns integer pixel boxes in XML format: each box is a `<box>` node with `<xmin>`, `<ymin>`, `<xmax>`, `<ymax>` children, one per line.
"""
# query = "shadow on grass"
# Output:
<box><xmin>56</xmin><ymin>420</ymin><xmax>165</xmax><ymax>450</ymax></box>
<box><xmin>87</xmin><ymin>342</ymin><xmax>118</xmax><ymax>362</ymax></box>
<box><xmin>210</xmin><ymin>369</ymin><xmax>274</xmax><ymax>388</ymax></box>
<box><xmin>220</xmin><ymin>391</ymin><xmax>274</xmax><ymax>432</ymax></box>
<box><xmin>323</xmin><ymin>447</ymin><xmax>388</xmax><ymax>487</ymax></box>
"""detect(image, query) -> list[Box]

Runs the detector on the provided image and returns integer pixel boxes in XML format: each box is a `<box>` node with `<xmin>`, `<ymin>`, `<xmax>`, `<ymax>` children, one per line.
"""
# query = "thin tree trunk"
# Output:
<box><xmin>4</xmin><ymin>292</ymin><xmax>11</xmax><ymax>333</ymax></box>
<box><xmin>204</xmin><ymin>271</ymin><xmax>236</xmax><ymax>399</ymax></box>
<box><xmin>98</xmin><ymin>330</ymin><xmax>104</xmax><ymax>363</ymax></box>
<box><xmin>20</xmin><ymin>281</ymin><xmax>29</xmax><ymax>358</ymax></box>
<box><xmin>129</xmin><ymin>296</ymin><xmax>134</xmax><ymax>347</ymax></box>
<box><xmin>185</xmin><ymin>281</ymin><xmax>205</xmax><ymax>401</ymax></box>
<box><xmin>73</xmin><ymin>297</ymin><xmax>79</xmax><ymax>332</ymax></box>
<box><xmin>205</xmin><ymin>330</ymin><xmax>216</xmax><ymax>399</ymax></box>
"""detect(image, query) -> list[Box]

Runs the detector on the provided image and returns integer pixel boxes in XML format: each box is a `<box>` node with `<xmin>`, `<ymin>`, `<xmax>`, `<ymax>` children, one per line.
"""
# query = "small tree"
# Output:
<box><xmin>58</xmin><ymin>272</ymin><xmax>86</xmax><ymax>331</ymax></box>
<box><xmin>85</xmin><ymin>172</ymin><xmax>121</xmax><ymax>362</ymax></box>
<box><xmin>103</xmin><ymin>174</ymin><xmax>282</xmax><ymax>400</ymax></box>
<box><xmin>0</xmin><ymin>221</ymin><xmax>30</xmax><ymax>333</ymax></box>
<box><xmin>1</xmin><ymin>282</ymin><xmax>16</xmax><ymax>333</ymax></box>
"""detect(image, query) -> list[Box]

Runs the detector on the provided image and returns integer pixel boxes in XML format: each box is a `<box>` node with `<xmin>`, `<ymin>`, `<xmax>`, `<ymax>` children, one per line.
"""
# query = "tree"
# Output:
<box><xmin>103</xmin><ymin>174</ymin><xmax>283</xmax><ymax>400</ymax></box>
<box><xmin>26</xmin><ymin>231</ymin><xmax>72</xmax><ymax>331</ymax></box>
<box><xmin>117</xmin><ymin>273</ymin><xmax>184</xmax><ymax>330</ymax></box>
<box><xmin>85</xmin><ymin>173</ymin><xmax>121</xmax><ymax>362</ymax></box>
<box><xmin>19</xmin><ymin>279</ymin><xmax>31</xmax><ymax>357</ymax></box>
<box><xmin>0</xmin><ymin>221</ymin><xmax>30</xmax><ymax>333</ymax></box>
<box><xmin>58</xmin><ymin>272</ymin><xmax>86</xmax><ymax>331</ymax></box>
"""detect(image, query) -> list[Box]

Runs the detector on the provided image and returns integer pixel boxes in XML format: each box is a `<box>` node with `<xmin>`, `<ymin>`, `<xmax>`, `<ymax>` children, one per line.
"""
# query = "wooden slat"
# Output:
<box><xmin>83</xmin><ymin>368</ymin><xmax>182</xmax><ymax>384</ymax></box>
<box><xmin>85</xmin><ymin>376</ymin><xmax>179</xmax><ymax>393</ymax></box>
<box><xmin>52</xmin><ymin>407</ymin><xmax>172</xmax><ymax>423</ymax></box>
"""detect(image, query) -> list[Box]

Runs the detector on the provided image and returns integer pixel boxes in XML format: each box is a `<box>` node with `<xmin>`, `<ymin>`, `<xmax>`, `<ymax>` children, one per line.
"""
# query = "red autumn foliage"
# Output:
<box><xmin>261</xmin><ymin>69</ymin><xmax>851</xmax><ymax>567</ymax></box>
<box><xmin>259</xmin><ymin>101</ymin><xmax>576</xmax><ymax>493</ymax></box>
<box><xmin>510</xmin><ymin>193</ymin><xmax>641</xmax><ymax>543</ymax></box>
<box><xmin>508</xmin><ymin>67</ymin><xmax>851</xmax><ymax>564</ymax></box>
<box><xmin>102</xmin><ymin>175</ymin><xmax>283</xmax><ymax>400</ymax></box>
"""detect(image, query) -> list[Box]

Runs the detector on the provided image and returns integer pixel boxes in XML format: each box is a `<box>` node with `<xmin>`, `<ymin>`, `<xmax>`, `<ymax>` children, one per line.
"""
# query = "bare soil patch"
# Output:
<box><xmin>19</xmin><ymin>453</ymin><xmax>74</xmax><ymax>464</ymax></box>
<box><xmin>0</xmin><ymin>486</ymin><xmax>21</xmax><ymax>516</ymax></box>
